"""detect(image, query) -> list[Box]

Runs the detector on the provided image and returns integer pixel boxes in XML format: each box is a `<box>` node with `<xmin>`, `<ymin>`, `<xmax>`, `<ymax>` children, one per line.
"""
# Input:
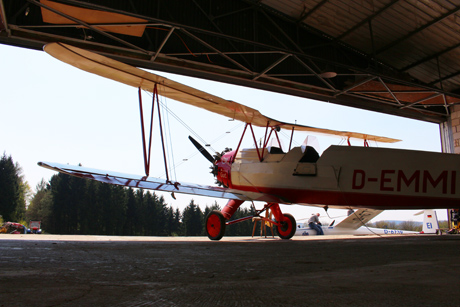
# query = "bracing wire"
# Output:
<box><xmin>147</xmin><ymin>91</ymin><xmax>218</xmax><ymax>154</ymax></box>
<box><xmin>279</xmin><ymin>130</ymin><xmax>301</xmax><ymax>147</ymax></box>
<box><xmin>160</xmin><ymin>94</ymin><xmax>177</xmax><ymax>181</ymax></box>
<box><xmin>144</xmin><ymin>90</ymin><xmax>242</xmax><ymax>178</ymax></box>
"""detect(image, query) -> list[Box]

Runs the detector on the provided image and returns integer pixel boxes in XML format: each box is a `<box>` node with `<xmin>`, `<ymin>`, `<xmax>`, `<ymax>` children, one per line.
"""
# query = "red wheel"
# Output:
<box><xmin>206</xmin><ymin>210</ymin><xmax>226</xmax><ymax>240</ymax></box>
<box><xmin>276</xmin><ymin>213</ymin><xmax>296</xmax><ymax>240</ymax></box>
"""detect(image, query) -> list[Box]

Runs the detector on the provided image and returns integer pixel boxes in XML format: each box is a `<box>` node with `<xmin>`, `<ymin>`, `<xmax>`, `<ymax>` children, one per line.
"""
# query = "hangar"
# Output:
<box><xmin>3</xmin><ymin>1</ymin><xmax>460</xmax><ymax>222</ymax></box>
<box><xmin>2</xmin><ymin>0</ymin><xmax>460</xmax><ymax>152</ymax></box>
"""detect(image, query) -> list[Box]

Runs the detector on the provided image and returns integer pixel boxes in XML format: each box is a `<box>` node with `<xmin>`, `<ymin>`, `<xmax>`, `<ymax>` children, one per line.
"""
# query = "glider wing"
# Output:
<box><xmin>334</xmin><ymin>208</ymin><xmax>383</xmax><ymax>230</ymax></box>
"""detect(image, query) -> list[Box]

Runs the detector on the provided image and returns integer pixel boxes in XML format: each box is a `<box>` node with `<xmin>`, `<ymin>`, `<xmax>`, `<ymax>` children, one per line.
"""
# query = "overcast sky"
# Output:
<box><xmin>0</xmin><ymin>43</ymin><xmax>448</xmax><ymax>222</ymax></box>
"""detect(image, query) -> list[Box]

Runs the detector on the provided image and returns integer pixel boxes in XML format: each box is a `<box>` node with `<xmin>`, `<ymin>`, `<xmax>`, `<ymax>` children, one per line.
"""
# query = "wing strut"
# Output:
<box><xmin>232</xmin><ymin>121</ymin><xmax>287</xmax><ymax>163</ymax></box>
<box><xmin>138</xmin><ymin>87</ymin><xmax>152</xmax><ymax>176</ymax></box>
<box><xmin>154</xmin><ymin>84</ymin><xmax>171</xmax><ymax>183</ymax></box>
<box><xmin>138</xmin><ymin>85</ymin><xmax>173</xmax><ymax>185</ymax></box>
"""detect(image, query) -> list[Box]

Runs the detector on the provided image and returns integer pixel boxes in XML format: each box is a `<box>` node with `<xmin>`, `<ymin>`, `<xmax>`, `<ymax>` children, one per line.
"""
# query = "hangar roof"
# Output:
<box><xmin>1</xmin><ymin>0</ymin><xmax>460</xmax><ymax>123</ymax></box>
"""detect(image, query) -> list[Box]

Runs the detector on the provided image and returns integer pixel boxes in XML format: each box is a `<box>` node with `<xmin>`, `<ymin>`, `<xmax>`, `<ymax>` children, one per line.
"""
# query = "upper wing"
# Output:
<box><xmin>44</xmin><ymin>42</ymin><xmax>400</xmax><ymax>143</ymax></box>
<box><xmin>334</xmin><ymin>209</ymin><xmax>383</xmax><ymax>230</ymax></box>
<box><xmin>38</xmin><ymin>161</ymin><xmax>284</xmax><ymax>203</ymax></box>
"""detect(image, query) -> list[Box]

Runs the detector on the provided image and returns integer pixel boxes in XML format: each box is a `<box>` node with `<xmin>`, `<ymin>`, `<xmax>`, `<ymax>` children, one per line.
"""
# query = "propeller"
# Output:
<box><xmin>188</xmin><ymin>136</ymin><xmax>215</xmax><ymax>164</ymax></box>
<box><xmin>188</xmin><ymin>135</ymin><xmax>233</xmax><ymax>187</ymax></box>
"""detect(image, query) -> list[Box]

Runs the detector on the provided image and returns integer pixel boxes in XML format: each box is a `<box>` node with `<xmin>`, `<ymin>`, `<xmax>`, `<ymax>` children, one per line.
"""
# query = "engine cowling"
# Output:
<box><xmin>214</xmin><ymin>150</ymin><xmax>235</xmax><ymax>188</ymax></box>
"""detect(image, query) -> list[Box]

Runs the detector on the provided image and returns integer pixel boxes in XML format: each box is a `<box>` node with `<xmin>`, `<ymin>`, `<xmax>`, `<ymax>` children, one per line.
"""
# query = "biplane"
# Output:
<box><xmin>39</xmin><ymin>42</ymin><xmax>460</xmax><ymax>240</ymax></box>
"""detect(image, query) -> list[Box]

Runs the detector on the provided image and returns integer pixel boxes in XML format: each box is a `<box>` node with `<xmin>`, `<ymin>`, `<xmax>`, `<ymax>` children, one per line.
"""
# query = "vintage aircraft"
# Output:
<box><xmin>295</xmin><ymin>209</ymin><xmax>439</xmax><ymax>236</ymax></box>
<box><xmin>38</xmin><ymin>42</ymin><xmax>460</xmax><ymax>241</ymax></box>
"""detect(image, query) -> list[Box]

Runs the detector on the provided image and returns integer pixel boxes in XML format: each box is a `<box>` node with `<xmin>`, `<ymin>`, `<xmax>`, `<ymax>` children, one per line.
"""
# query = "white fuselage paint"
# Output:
<box><xmin>229</xmin><ymin>145</ymin><xmax>460</xmax><ymax>209</ymax></box>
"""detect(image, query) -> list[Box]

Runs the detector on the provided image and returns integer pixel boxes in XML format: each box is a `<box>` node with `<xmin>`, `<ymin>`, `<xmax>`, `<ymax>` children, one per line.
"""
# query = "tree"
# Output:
<box><xmin>79</xmin><ymin>180</ymin><xmax>100</xmax><ymax>234</ymax></box>
<box><xmin>123</xmin><ymin>188</ymin><xmax>137</xmax><ymax>236</ymax></box>
<box><xmin>48</xmin><ymin>173</ymin><xmax>85</xmax><ymax>234</ymax></box>
<box><xmin>203</xmin><ymin>201</ymin><xmax>221</xmax><ymax>220</ymax></box>
<box><xmin>182</xmin><ymin>200</ymin><xmax>203</xmax><ymax>236</ymax></box>
<box><xmin>399</xmin><ymin>220</ymin><xmax>422</xmax><ymax>232</ymax></box>
<box><xmin>26</xmin><ymin>179</ymin><xmax>52</xmax><ymax>230</ymax></box>
<box><xmin>110</xmin><ymin>185</ymin><xmax>127</xmax><ymax>235</ymax></box>
<box><xmin>165</xmin><ymin>206</ymin><xmax>182</xmax><ymax>236</ymax></box>
<box><xmin>225</xmin><ymin>207</ymin><xmax>255</xmax><ymax>236</ymax></box>
<box><xmin>0</xmin><ymin>153</ymin><xmax>29</xmax><ymax>221</ymax></box>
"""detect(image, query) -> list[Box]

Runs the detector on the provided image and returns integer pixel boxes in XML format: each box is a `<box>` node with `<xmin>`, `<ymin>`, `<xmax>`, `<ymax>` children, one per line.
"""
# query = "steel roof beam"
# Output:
<box><xmin>352</xmin><ymin>90</ymin><xmax>435</xmax><ymax>94</ymax></box>
<box><xmin>0</xmin><ymin>0</ymin><xmax>10</xmax><ymax>35</ymax></box>
<box><xmin>378</xmin><ymin>78</ymin><xmax>403</xmax><ymax>105</ymax></box>
<box><xmin>376</xmin><ymin>4</ymin><xmax>460</xmax><ymax>56</ymax></box>
<box><xmin>253</xmin><ymin>54</ymin><xmax>290</xmax><ymax>81</ymax></box>
<box><xmin>293</xmin><ymin>56</ymin><xmax>336</xmax><ymax>91</ymax></box>
<box><xmin>337</xmin><ymin>0</ymin><xmax>401</xmax><ymax>40</ymax></box>
<box><xmin>334</xmin><ymin>76</ymin><xmax>376</xmax><ymax>97</ymax></box>
<box><xmin>191</xmin><ymin>0</ymin><xmax>253</xmax><ymax>70</ymax></box>
<box><xmin>297</xmin><ymin>0</ymin><xmax>328</xmax><ymax>24</ymax></box>
<box><xmin>259</xmin><ymin>9</ymin><xmax>304</xmax><ymax>53</ymax></box>
<box><xmin>428</xmin><ymin>70</ymin><xmax>460</xmax><ymax>86</ymax></box>
<box><xmin>179</xmin><ymin>28</ymin><xmax>252</xmax><ymax>73</ymax></box>
<box><xmin>443</xmin><ymin>94</ymin><xmax>450</xmax><ymax>115</ymax></box>
<box><xmin>151</xmin><ymin>27</ymin><xmax>175</xmax><ymax>62</ymax></box>
<box><xmin>400</xmin><ymin>93</ymin><xmax>443</xmax><ymax>109</ymax></box>
<box><xmin>346</xmin><ymin>92</ymin><xmax>448</xmax><ymax>117</ymax></box>
<box><xmin>400</xmin><ymin>42</ymin><xmax>460</xmax><ymax>72</ymax></box>
<box><xmin>212</xmin><ymin>6</ymin><xmax>252</xmax><ymax>20</ymax></box>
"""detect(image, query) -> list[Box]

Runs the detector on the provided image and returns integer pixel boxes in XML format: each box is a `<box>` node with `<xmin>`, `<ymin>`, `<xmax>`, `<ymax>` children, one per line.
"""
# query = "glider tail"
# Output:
<box><xmin>421</xmin><ymin>210</ymin><xmax>439</xmax><ymax>234</ymax></box>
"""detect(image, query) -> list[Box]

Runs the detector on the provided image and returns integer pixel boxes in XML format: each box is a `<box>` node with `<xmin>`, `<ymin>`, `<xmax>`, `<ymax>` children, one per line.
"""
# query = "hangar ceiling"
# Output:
<box><xmin>1</xmin><ymin>0</ymin><xmax>460</xmax><ymax>124</ymax></box>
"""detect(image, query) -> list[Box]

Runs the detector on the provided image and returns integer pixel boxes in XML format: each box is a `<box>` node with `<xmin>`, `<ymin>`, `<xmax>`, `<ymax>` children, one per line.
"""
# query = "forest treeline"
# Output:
<box><xmin>0</xmin><ymin>153</ymin><xmax>256</xmax><ymax>235</ymax></box>
<box><xmin>27</xmin><ymin>172</ymin><xmax>256</xmax><ymax>236</ymax></box>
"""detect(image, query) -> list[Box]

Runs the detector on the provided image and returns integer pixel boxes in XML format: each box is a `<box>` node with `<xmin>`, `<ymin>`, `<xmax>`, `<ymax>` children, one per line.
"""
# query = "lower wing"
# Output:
<box><xmin>38</xmin><ymin>161</ymin><xmax>284</xmax><ymax>203</ymax></box>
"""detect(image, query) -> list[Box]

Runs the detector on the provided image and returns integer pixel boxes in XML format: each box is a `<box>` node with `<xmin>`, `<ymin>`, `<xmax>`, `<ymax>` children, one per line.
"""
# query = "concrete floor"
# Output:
<box><xmin>0</xmin><ymin>234</ymin><xmax>458</xmax><ymax>306</ymax></box>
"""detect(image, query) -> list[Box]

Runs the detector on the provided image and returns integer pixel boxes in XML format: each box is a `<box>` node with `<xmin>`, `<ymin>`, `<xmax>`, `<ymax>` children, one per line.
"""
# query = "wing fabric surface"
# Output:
<box><xmin>37</xmin><ymin>162</ymin><xmax>284</xmax><ymax>203</ymax></box>
<box><xmin>334</xmin><ymin>209</ymin><xmax>383</xmax><ymax>230</ymax></box>
<box><xmin>44</xmin><ymin>42</ymin><xmax>400</xmax><ymax>143</ymax></box>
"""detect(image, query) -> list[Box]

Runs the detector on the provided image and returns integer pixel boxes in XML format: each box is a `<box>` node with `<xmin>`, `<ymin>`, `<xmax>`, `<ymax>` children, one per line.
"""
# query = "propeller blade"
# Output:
<box><xmin>188</xmin><ymin>136</ymin><xmax>215</xmax><ymax>164</ymax></box>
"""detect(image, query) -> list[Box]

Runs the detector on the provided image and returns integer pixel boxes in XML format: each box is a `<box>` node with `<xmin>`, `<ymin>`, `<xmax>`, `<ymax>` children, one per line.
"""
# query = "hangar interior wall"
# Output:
<box><xmin>451</xmin><ymin>106</ymin><xmax>460</xmax><ymax>154</ymax></box>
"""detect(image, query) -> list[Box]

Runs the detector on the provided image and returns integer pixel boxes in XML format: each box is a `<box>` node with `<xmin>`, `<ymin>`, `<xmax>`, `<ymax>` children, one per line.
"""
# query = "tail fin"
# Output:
<box><xmin>421</xmin><ymin>210</ymin><xmax>439</xmax><ymax>234</ymax></box>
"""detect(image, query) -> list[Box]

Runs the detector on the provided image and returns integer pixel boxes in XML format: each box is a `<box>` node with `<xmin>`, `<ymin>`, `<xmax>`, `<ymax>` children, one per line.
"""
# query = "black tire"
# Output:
<box><xmin>276</xmin><ymin>213</ymin><xmax>296</xmax><ymax>240</ymax></box>
<box><xmin>206</xmin><ymin>210</ymin><xmax>226</xmax><ymax>240</ymax></box>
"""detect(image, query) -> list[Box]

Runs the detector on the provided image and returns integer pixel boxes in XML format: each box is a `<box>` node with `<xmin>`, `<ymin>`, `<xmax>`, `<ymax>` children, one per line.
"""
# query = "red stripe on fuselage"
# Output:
<box><xmin>230</xmin><ymin>184</ymin><xmax>459</xmax><ymax>209</ymax></box>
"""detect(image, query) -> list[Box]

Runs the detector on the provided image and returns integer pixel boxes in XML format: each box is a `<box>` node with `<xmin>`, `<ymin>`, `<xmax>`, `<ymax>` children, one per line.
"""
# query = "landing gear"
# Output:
<box><xmin>206</xmin><ymin>210</ymin><xmax>226</xmax><ymax>240</ymax></box>
<box><xmin>276</xmin><ymin>213</ymin><xmax>296</xmax><ymax>240</ymax></box>
<box><xmin>205</xmin><ymin>202</ymin><xmax>296</xmax><ymax>240</ymax></box>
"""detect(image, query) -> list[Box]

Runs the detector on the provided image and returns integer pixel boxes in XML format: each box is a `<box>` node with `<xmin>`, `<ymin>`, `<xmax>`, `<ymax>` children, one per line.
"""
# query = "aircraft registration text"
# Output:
<box><xmin>352</xmin><ymin>169</ymin><xmax>457</xmax><ymax>195</ymax></box>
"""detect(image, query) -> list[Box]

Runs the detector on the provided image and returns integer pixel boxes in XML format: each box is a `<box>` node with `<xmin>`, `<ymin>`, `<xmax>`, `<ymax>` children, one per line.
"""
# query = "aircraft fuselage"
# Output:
<box><xmin>216</xmin><ymin>145</ymin><xmax>460</xmax><ymax>209</ymax></box>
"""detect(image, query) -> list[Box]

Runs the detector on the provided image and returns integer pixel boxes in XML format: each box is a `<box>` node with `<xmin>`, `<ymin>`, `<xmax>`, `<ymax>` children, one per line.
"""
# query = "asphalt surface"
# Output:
<box><xmin>0</xmin><ymin>234</ymin><xmax>459</xmax><ymax>306</ymax></box>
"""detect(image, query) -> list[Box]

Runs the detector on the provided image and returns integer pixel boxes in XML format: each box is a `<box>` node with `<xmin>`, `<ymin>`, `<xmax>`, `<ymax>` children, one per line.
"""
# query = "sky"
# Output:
<box><xmin>0</xmin><ymin>43</ymin><xmax>449</xmax><ymax>223</ymax></box>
